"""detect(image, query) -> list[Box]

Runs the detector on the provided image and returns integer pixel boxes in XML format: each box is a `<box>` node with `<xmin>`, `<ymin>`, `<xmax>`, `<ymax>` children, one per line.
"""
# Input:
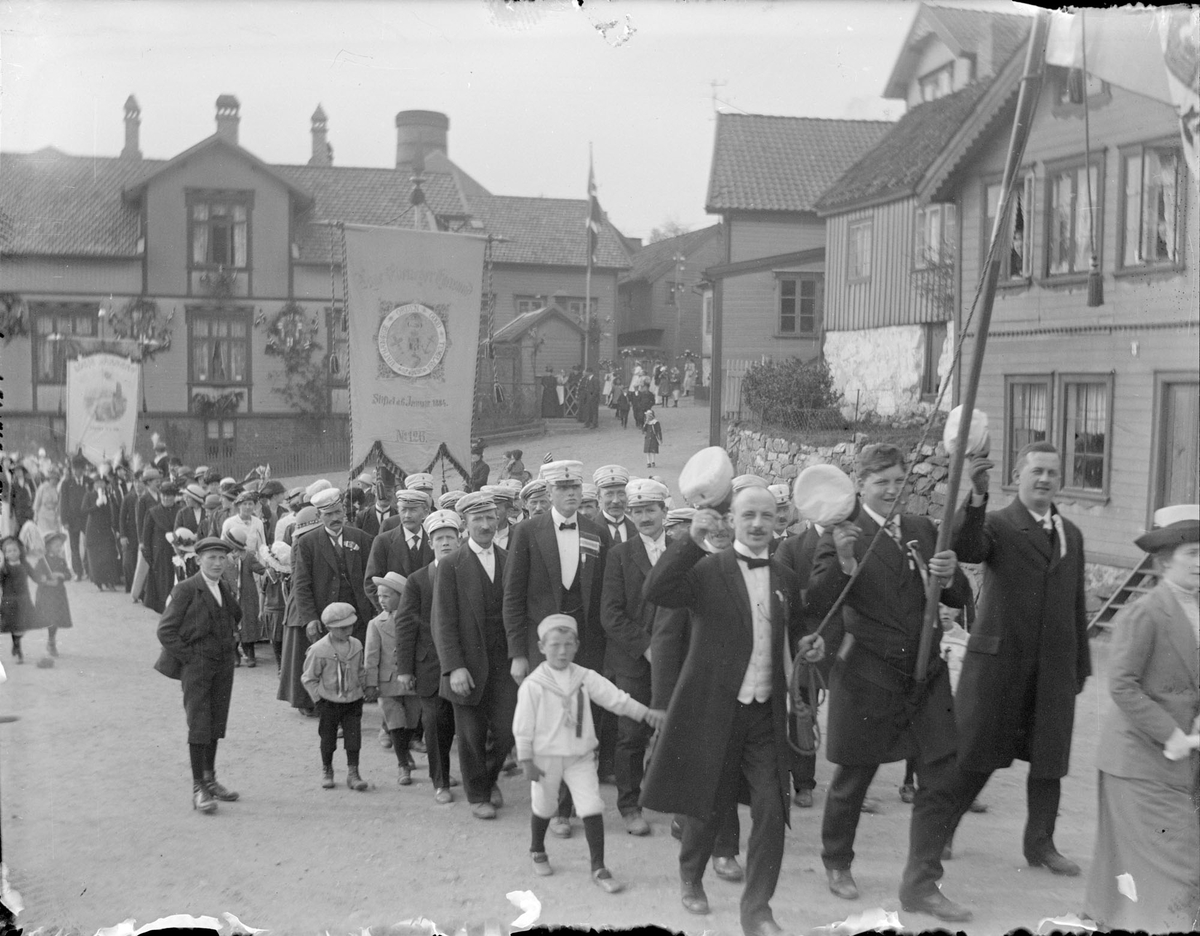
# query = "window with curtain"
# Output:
<box><xmin>915</xmin><ymin>203</ymin><xmax>957</xmax><ymax>269</ymax></box>
<box><xmin>919</xmin><ymin>63</ymin><xmax>954</xmax><ymax>102</ymax></box>
<box><xmin>189</xmin><ymin>196</ymin><xmax>249</xmax><ymax>269</ymax></box>
<box><xmin>326</xmin><ymin>307</ymin><xmax>348</xmax><ymax>387</ymax></box>
<box><xmin>984</xmin><ymin>176</ymin><xmax>1034</xmax><ymax>280</ymax></box>
<box><xmin>1004</xmin><ymin>376</ymin><xmax>1051</xmax><ymax>480</ymax></box>
<box><xmin>1046</xmin><ymin>161</ymin><xmax>1102</xmax><ymax>277</ymax></box>
<box><xmin>190</xmin><ymin>312</ymin><xmax>249</xmax><ymax>385</ymax></box>
<box><xmin>33</xmin><ymin>305</ymin><xmax>98</xmax><ymax>384</ymax></box>
<box><xmin>1121</xmin><ymin>144</ymin><xmax>1185</xmax><ymax>269</ymax></box>
<box><xmin>1061</xmin><ymin>376</ymin><xmax>1112</xmax><ymax>494</ymax></box>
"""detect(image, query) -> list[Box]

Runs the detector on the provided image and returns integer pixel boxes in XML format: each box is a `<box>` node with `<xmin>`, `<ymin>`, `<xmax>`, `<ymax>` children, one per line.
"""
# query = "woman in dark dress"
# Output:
<box><xmin>540</xmin><ymin>368</ymin><xmax>561</xmax><ymax>418</ymax></box>
<box><xmin>140</xmin><ymin>482</ymin><xmax>181</xmax><ymax>614</ymax></box>
<box><xmin>83</xmin><ymin>473</ymin><xmax>123</xmax><ymax>590</ymax></box>
<box><xmin>277</xmin><ymin>507</ymin><xmax>320</xmax><ymax>715</ymax></box>
<box><xmin>1</xmin><ymin>536</ymin><xmax>40</xmax><ymax>663</ymax></box>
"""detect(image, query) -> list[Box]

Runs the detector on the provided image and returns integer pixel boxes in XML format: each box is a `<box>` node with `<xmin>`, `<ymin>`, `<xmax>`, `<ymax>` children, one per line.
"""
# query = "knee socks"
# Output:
<box><xmin>189</xmin><ymin>743</ymin><xmax>207</xmax><ymax>782</ymax></box>
<box><xmin>530</xmin><ymin>814</ymin><xmax>551</xmax><ymax>854</ymax></box>
<box><xmin>206</xmin><ymin>740</ymin><xmax>218</xmax><ymax>773</ymax></box>
<box><xmin>583</xmin><ymin>814</ymin><xmax>605</xmax><ymax>872</ymax></box>
<box><xmin>47</xmin><ymin>625</ymin><xmax>57</xmax><ymax>646</ymax></box>
<box><xmin>390</xmin><ymin>727</ymin><xmax>413</xmax><ymax>765</ymax></box>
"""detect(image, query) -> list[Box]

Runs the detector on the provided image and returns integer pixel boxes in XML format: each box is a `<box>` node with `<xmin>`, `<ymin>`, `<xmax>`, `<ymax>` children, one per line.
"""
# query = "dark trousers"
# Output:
<box><xmin>67</xmin><ymin>525</ymin><xmax>84</xmax><ymax>577</ymax></box>
<box><xmin>943</xmin><ymin>768</ymin><xmax>1062</xmax><ymax>858</ymax></box>
<box><xmin>452</xmin><ymin>648</ymin><xmax>517</xmax><ymax>804</ymax></box>
<box><xmin>677</xmin><ymin>810</ymin><xmax>741</xmax><ymax>858</ymax></box>
<box><xmin>825</xmin><ymin>753</ymin><xmax>957</xmax><ymax>888</ymax></box>
<box><xmin>180</xmin><ymin>660</ymin><xmax>235</xmax><ymax>745</ymax></box>
<box><xmin>316</xmin><ymin>698</ymin><xmax>363</xmax><ymax>762</ymax></box>
<box><xmin>420</xmin><ymin>694</ymin><xmax>456</xmax><ymax>790</ymax></box>
<box><xmin>613</xmin><ymin>671</ymin><xmax>653</xmax><ymax>815</ymax></box>
<box><xmin>121</xmin><ymin>541</ymin><xmax>136</xmax><ymax>592</ymax></box>
<box><xmin>788</xmin><ymin>688</ymin><xmax>816</xmax><ymax>792</ymax></box>
<box><xmin>679</xmin><ymin>700</ymin><xmax>784</xmax><ymax>929</ymax></box>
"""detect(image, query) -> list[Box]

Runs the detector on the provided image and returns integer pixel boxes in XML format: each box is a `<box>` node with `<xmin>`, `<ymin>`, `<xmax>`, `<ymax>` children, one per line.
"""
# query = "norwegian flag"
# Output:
<box><xmin>586</xmin><ymin>152</ymin><xmax>603</xmax><ymax>268</ymax></box>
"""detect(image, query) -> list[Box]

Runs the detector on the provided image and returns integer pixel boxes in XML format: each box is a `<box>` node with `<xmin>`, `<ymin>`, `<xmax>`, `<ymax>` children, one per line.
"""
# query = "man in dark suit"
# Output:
<box><xmin>600</xmin><ymin>477</ymin><xmax>669</xmax><ymax>836</ymax></box>
<box><xmin>594</xmin><ymin>465</ymin><xmax>638</xmax><ymax>546</ymax></box>
<box><xmin>643</xmin><ymin>485</ymin><xmax>823</xmax><ymax>936</ymax></box>
<box><xmin>504</xmin><ymin>459</ymin><xmax>608</xmax><ymax>836</ymax></box>
<box><xmin>355</xmin><ymin>482</ymin><xmax>396</xmax><ymax>538</ymax></box>
<box><xmin>59</xmin><ymin>456</ymin><xmax>91</xmax><ymax>579</ymax></box>
<box><xmin>805</xmin><ymin>444</ymin><xmax>973</xmax><ymax>923</ymax></box>
<box><xmin>933</xmin><ymin>441</ymin><xmax>1091</xmax><ymax>875</ymax></box>
<box><xmin>292</xmin><ymin>487</ymin><xmax>376</xmax><ymax>647</ymax></box>
<box><xmin>431</xmin><ymin>493</ymin><xmax>512</xmax><ymax>820</ymax></box>
<box><xmin>582</xmin><ymin>368</ymin><xmax>601</xmax><ymax>429</ymax></box>
<box><xmin>118</xmin><ymin>471</ymin><xmax>145</xmax><ymax>592</ymax></box>
<box><xmin>396</xmin><ymin>509</ymin><xmax>462</xmax><ymax>805</ymax></box>
<box><xmin>366</xmin><ymin>490</ymin><xmax>434</xmax><ymax>610</ymax></box>
<box><xmin>154</xmin><ymin>536</ymin><xmax>242</xmax><ymax>814</ymax></box>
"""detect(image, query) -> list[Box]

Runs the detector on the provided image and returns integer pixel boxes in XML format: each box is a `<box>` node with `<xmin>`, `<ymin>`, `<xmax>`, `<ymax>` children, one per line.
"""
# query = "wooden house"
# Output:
<box><xmin>814</xmin><ymin>5</ymin><xmax>1031</xmax><ymax>419</ymax></box>
<box><xmin>703</xmin><ymin>113</ymin><xmax>892</xmax><ymax>417</ymax></box>
<box><xmin>934</xmin><ymin>17</ymin><xmax>1199</xmax><ymax>569</ymax></box>
<box><xmin>0</xmin><ymin>98</ymin><xmax>629</xmax><ymax>473</ymax></box>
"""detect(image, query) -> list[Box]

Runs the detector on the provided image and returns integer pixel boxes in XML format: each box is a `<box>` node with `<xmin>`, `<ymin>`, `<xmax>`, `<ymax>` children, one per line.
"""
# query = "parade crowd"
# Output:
<box><xmin>2</xmin><ymin>434</ymin><xmax>1197</xmax><ymax>935</ymax></box>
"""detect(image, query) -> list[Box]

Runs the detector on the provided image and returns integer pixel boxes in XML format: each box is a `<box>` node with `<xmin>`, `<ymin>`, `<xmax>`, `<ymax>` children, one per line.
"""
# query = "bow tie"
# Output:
<box><xmin>559</xmin><ymin>522</ymin><xmax>577</xmax><ymax>531</ymax></box>
<box><xmin>737</xmin><ymin>553</ymin><xmax>771</xmax><ymax>570</ymax></box>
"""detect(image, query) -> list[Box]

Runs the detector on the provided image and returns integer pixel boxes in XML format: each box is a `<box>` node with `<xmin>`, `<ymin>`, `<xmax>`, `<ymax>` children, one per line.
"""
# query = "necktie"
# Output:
<box><xmin>737</xmin><ymin>552</ymin><xmax>770</xmax><ymax>570</ymax></box>
<box><xmin>610</xmin><ymin>522</ymin><xmax>623</xmax><ymax>543</ymax></box>
<box><xmin>559</xmin><ymin>522</ymin><xmax>577</xmax><ymax>531</ymax></box>
<box><xmin>885</xmin><ymin>516</ymin><xmax>903</xmax><ymax>549</ymax></box>
<box><xmin>410</xmin><ymin>534</ymin><xmax>420</xmax><ymax>552</ymax></box>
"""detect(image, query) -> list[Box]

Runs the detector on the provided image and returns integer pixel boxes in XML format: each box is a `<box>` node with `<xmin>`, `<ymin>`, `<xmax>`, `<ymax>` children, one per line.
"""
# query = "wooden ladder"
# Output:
<box><xmin>1088</xmin><ymin>554</ymin><xmax>1159</xmax><ymax>637</ymax></box>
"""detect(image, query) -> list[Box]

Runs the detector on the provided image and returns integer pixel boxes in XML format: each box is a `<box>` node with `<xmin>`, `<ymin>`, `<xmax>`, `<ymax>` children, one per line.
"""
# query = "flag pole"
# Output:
<box><xmin>584</xmin><ymin>143</ymin><xmax>594</xmax><ymax>370</ymax></box>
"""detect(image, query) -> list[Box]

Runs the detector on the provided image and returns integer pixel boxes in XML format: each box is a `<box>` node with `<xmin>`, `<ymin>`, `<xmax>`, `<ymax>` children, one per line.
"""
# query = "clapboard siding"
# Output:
<box><xmin>720</xmin><ymin>261</ymin><xmax>823</xmax><ymax>364</ymax></box>
<box><xmin>728</xmin><ymin>214</ymin><xmax>826</xmax><ymax>264</ymax></box>
<box><xmin>826</xmin><ymin>197</ymin><xmax>953</xmax><ymax>331</ymax></box>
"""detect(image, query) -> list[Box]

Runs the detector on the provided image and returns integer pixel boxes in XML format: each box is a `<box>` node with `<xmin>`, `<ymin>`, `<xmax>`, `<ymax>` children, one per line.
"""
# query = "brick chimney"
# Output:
<box><xmin>121</xmin><ymin>95</ymin><xmax>142</xmax><ymax>161</ymax></box>
<box><xmin>215</xmin><ymin>94</ymin><xmax>240</xmax><ymax>145</ymax></box>
<box><xmin>309</xmin><ymin>104</ymin><xmax>332</xmax><ymax>167</ymax></box>
<box><xmin>395</xmin><ymin>110</ymin><xmax>448</xmax><ymax>171</ymax></box>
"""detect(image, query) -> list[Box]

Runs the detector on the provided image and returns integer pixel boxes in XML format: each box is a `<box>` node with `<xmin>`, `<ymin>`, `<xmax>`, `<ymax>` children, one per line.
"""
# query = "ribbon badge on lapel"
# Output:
<box><xmin>343</xmin><ymin>541</ymin><xmax>360</xmax><ymax>553</ymax></box>
<box><xmin>579</xmin><ymin>533</ymin><xmax>601</xmax><ymax>567</ymax></box>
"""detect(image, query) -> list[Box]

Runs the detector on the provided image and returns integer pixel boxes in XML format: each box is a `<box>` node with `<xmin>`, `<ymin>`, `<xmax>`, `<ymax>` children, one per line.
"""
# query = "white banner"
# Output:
<box><xmin>65</xmin><ymin>353</ymin><xmax>139</xmax><ymax>465</ymax></box>
<box><xmin>342</xmin><ymin>224</ymin><xmax>486</xmax><ymax>476</ymax></box>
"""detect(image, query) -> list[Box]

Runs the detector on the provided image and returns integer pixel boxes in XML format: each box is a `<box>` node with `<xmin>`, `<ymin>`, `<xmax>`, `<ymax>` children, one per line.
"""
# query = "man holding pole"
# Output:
<box><xmin>806</xmin><ymin>444</ymin><xmax>974</xmax><ymax>923</ymax></box>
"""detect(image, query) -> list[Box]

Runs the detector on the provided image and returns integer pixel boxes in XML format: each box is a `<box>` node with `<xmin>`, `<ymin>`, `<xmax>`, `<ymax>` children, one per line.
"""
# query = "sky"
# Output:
<box><xmin>0</xmin><ymin>0</ymin><xmax>1030</xmax><ymax>241</ymax></box>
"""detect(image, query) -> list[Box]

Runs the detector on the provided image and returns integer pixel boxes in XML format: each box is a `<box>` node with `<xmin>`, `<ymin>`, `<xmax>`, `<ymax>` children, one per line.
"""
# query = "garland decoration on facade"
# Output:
<box><xmin>200</xmin><ymin>265</ymin><xmax>239</xmax><ymax>299</ymax></box>
<box><xmin>108</xmin><ymin>297</ymin><xmax>175</xmax><ymax>359</ymax></box>
<box><xmin>0</xmin><ymin>293</ymin><xmax>29</xmax><ymax>344</ymax></box>
<box><xmin>257</xmin><ymin>301</ymin><xmax>326</xmax><ymax>415</ymax></box>
<box><xmin>191</xmin><ymin>390</ymin><xmax>245</xmax><ymax>418</ymax></box>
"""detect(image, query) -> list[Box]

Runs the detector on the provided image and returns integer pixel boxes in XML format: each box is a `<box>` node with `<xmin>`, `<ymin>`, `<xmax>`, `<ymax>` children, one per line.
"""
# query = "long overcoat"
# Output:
<box><xmin>806</xmin><ymin>511</ymin><xmax>973</xmax><ymax>766</ymax></box>
<box><xmin>291</xmin><ymin>523</ymin><xmax>375</xmax><ymax>646</ymax></box>
<box><xmin>640</xmin><ymin>538</ymin><xmax>799</xmax><ymax>823</ymax></box>
<box><xmin>951</xmin><ymin>497</ymin><xmax>1090</xmax><ymax>779</ymax></box>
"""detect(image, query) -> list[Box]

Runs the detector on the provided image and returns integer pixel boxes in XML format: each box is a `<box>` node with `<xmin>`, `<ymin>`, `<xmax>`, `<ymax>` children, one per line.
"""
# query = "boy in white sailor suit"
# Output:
<box><xmin>514</xmin><ymin>613</ymin><xmax>665</xmax><ymax>892</ymax></box>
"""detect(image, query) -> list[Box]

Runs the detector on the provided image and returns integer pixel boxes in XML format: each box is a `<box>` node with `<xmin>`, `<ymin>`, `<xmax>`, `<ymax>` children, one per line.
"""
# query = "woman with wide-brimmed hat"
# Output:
<box><xmin>1083</xmin><ymin>504</ymin><xmax>1199</xmax><ymax>932</ymax></box>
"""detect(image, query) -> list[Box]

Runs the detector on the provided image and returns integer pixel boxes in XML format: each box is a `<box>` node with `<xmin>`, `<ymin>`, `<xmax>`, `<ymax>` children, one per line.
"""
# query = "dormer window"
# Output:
<box><xmin>919</xmin><ymin>62</ymin><xmax>954</xmax><ymax>102</ymax></box>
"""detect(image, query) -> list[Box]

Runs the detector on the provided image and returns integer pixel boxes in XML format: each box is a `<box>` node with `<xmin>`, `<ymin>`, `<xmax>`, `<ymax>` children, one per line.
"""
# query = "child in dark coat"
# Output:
<box><xmin>32</xmin><ymin>532</ymin><xmax>72</xmax><ymax>657</ymax></box>
<box><xmin>0</xmin><ymin>536</ymin><xmax>39</xmax><ymax>664</ymax></box>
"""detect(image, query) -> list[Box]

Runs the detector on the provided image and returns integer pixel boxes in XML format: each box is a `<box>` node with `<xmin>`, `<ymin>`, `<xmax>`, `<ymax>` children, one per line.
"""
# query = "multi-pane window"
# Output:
<box><xmin>915</xmin><ymin>203</ymin><xmax>957</xmax><ymax>268</ymax></box>
<box><xmin>514</xmin><ymin>296</ymin><xmax>544</xmax><ymax>316</ymax></box>
<box><xmin>514</xmin><ymin>295</ymin><xmax>598</xmax><ymax>319</ymax></box>
<box><xmin>563</xmin><ymin>297</ymin><xmax>599</xmax><ymax>319</ymax></box>
<box><xmin>919</xmin><ymin>63</ymin><xmax>954</xmax><ymax>102</ymax></box>
<box><xmin>327</xmin><ymin>307</ymin><xmax>348</xmax><ymax>387</ymax></box>
<box><xmin>1061</xmin><ymin>376</ymin><xmax>1111</xmax><ymax>494</ymax></box>
<box><xmin>190</xmin><ymin>196</ymin><xmax>249</xmax><ymax>269</ymax></box>
<box><xmin>777</xmin><ymin>275</ymin><xmax>821</xmax><ymax>335</ymax></box>
<box><xmin>1121</xmin><ymin>144</ymin><xmax>1185</xmax><ymax>269</ymax></box>
<box><xmin>33</xmin><ymin>305</ymin><xmax>97</xmax><ymax>384</ymax></box>
<box><xmin>1004</xmin><ymin>376</ymin><xmax>1051</xmax><ymax>479</ymax></box>
<box><xmin>1046</xmin><ymin>160</ymin><xmax>1102</xmax><ymax>277</ymax></box>
<box><xmin>206</xmin><ymin>419</ymin><xmax>236</xmax><ymax>460</ymax></box>
<box><xmin>984</xmin><ymin>175</ymin><xmax>1035</xmax><ymax>279</ymax></box>
<box><xmin>190</xmin><ymin>311</ymin><xmax>249</xmax><ymax>385</ymax></box>
<box><xmin>848</xmin><ymin>220</ymin><xmax>872</xmax><ymax>281</ymax></box>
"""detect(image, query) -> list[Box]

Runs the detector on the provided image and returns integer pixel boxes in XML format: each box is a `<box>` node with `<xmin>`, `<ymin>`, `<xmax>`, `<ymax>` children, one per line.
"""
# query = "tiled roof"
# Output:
<box><xmin>705</xmin><ymin>115</ymin><xmax>893</xmax><ymax>213</ymax></box>
<box><xmin>492</xmin><ymin>305</ymin><xmax>583</xmax><ymax>343</ymax></box>
<box><xmin>814</xmin><ymin>79</ymin><xmax>993</xmax><ymax>213</ymax></box>
<box><xmin>470</xmin><ymin>195</ymin><xmax>630</xmax><ymax>269</ymax></box>
<box><xmin>0</xmin><ymin>148</ymin><xmax>160</xmax><ymax>256</ymax></box>
<box><xmin>621</xmin><ymin>224</ymin><xmax>723</xmax><ymax>284</ymax></box>
<box><xmin>1</xmin><ymin>142</ymin><xmax>628</xmax><ymax>270</ymax></box>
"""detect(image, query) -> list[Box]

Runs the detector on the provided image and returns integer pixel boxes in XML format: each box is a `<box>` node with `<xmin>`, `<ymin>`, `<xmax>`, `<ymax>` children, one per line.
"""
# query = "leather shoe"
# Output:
<box><xmin>490</xmin><ymin>785</ymin><xmax>504</xmax><ymax>808</ymax></box>
<box><xmin>898</xmin><ymin>783</ymin><xmax>916</xmax><ymax>804</ymax></box>
<box><xmin>743</xmin><ymin>918</ymin><xmax>785</xmax><ymax>936</ymax></box>
<box><xmin>681</xmin><ymin>880</ymin><xmax>709</xmax><ymax>915</ymax></box>
<box><xmin>793</xmin><ymin>789</ymin><xmax>813</xmax><ymax>808</ymax></box>
<box><xmin>623</xmin><ymin>811</ymin><xmax>651</xmax><ymax>836</ymax></box>
<box><xmin>967</xmin><ymin>798</ymin><xmax>988</xmax><ymax>813</ymax></box>
<box><xmin>409</xmin><ymin>737</ymin><xmax>427</xmax><ymax>754</ymax></box>
<box><xmin>826</xmin><ymin>868</ymin><xmax>859</xmax><ymax>900</ymax></box>
<box><xmin>942</xmin><ymin>843</ymin><xmax>953</xmax><ymax>861</ymax></box>
<box><xmin>592</xmin><ymin>868</ymin><xmax>625</xmax><ymax>894</ymax></box>
<box><xmin>472</xmin><ymin>802</ymin><xmax>497</xmax><ymax>820</ymax></box>
<box><xmin>670</xmin><ymin>817</ymin><xmax>683</xmax><ymax>840</ymax></box>
<box><xmin>549</xmin><ymin>816</ymin><xmax>572</xmax><ymax>838</ymax></box>
<box><xmin>713</xmin><ymin>856</ymin><xmax>744</xmax><ymax>882</ymax></box>
<box><xmin>434</xmin><ymin>787</ymin><xmax>453</xmax><ymax>805</ymax></box>
<box><xmin>1028</xmin><ymin>848</ymin><xmax>1080</xmax><ymax>877</ymax></box>
<box><xmin>860</xmin><ymin>797</ymin><xmax>882</xmax><ymax>814</ymax></box>
<box><xmin>901</xmin><ymin>888</ymin><xmax>973</xmax><ymax>923</ymax></box>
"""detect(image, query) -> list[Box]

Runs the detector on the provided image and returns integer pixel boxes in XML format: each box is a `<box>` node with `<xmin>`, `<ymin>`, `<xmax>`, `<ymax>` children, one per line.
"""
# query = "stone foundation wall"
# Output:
<box><xmin>824</xmin><ymin>323</ymin><xmax>954</xmax><ymax>420</ymax></box>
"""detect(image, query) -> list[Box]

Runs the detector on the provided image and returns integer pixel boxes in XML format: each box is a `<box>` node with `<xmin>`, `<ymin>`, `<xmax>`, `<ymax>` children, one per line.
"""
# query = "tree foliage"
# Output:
<box><xmin>648</xmin><ymin>219</ymin><xmax>692</xmax><ymax>244</ymax></box>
